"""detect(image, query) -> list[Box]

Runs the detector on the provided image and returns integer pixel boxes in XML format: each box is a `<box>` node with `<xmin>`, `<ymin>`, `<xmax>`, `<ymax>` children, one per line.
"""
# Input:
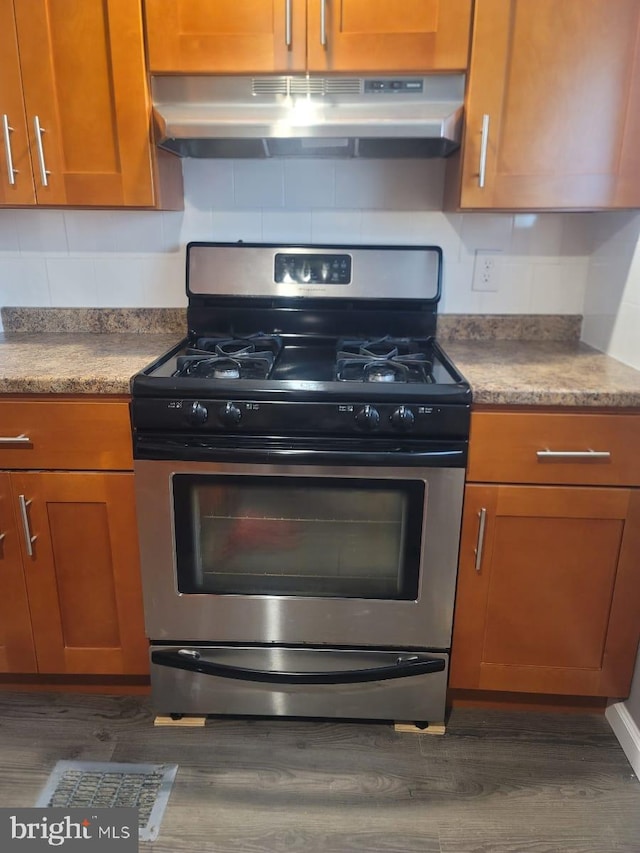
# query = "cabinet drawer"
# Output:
<box><xmin>0</xmin><ymin>401</ymin><xmax>133</xmax><ymax>470</ymax></box>
<box><xmin>467</xmin><ymin>411</ymin><xmax>640</xmax><ymax>486</ymax></box>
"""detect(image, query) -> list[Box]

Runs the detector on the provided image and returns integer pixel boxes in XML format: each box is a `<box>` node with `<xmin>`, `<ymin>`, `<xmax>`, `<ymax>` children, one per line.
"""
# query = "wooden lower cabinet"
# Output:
<box><xmin>0</xmin><ymin>473</ymin><xmax>37</xmax><ymax>672</ymax></box>
<box><xmin>0</xmin><ymin>470</ymin><xmax>148</xmax><ymax>676</ymax></box>
<box><xmin>450</xmin><ymin>483</ymin><xmax>640</xmax><ymax>697</ymax></box>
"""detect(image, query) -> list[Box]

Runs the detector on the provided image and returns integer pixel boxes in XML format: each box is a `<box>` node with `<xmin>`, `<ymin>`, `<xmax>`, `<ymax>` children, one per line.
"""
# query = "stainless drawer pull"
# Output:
<box><xmin>320</xmin><ymin>0</ymin><xmax>327</xmax><ymax>46</ymax></box>
<box><xmin>285</xmin><ymin>0</ymin><xmax>292</xmax><ymax>46</ymax></box>
<box><xmin>478</xmin><ymin>114</ymin><xmax>490</xmax><ymax>188</ymax></box>
<box><xmin>2</xmin><ymin>114</ymin><xmax>17</xmax><ymax>185</ymax></box>
<box><xmin>18</xmin><ymin>495</ymin><xmax>37</xmax><ymax>557</ymax></box>
<box><xmin>33</xmin><ymin>116</ymin><xmax>50</xmax><ymax>187</ymax></box>
<box><xmin>536</xmin><ymin>450</ymin><xmax>612</xmax><ymax>460</ymax></box>
<box><xmin>0</xmin><ymin>434</ymin><xmax>31</xmax><ymax>444</ymax></box>
<box><xmin>474</xmin><ymin>507</ymin><xmax>487</xmax><ymax>572</ymax></box>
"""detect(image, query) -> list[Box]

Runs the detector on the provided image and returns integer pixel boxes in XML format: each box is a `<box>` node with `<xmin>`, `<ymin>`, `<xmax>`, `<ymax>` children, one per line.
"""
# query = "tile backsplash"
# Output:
<box><xmin>0</xmin><ymin>158</ymin><xmax>596</xmax><ymax>325</ymax></box>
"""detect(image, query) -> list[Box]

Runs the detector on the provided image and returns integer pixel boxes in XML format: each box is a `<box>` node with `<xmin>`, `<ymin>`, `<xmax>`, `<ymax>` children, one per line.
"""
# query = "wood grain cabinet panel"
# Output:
<box><xmin>0</xmin><ymin>399</ymin><xmax>148</xmax><ymax>678</ymax></box>
<box><xmin>452</xmin><ymin>410</ymin><xmax>640</xmax><ymax>699</ymax></box>
<box><xmin>451</xmin><ymin>485</ymin><xmax>640</xmax><ymax>697</ymax></box>
<box><xmin>0</xmin><ymin>0</ymin><xmax>35</xmax><ymax>205</ymax></box>
<box><xmin>446</xmin><ymin>0</ymin><xmax>640</xmax><ymax>209</ymax></box>
<box><xmin>0</xmin><ymin>0</ymin><xmax>181</xmax><ymax>208</ymax></box>
<box><xmin>0</xmin><ymin>400</ymin><xmax>134</xmax><ymax>471</ymax></box>
<box><xmin>145</xmin><ymin>0</ymin><xmax>471</xmax><ymax>73</ymax></box>
<box><xmin>0</xmin><ymin>473</ymin><xmax>37</xmax><ymax>673</ymax></box>
<box><xmin>306</xmin><ymin>0</ymin><xmax>471</xmax><ymax>72</ymax></box>
<box><xmin>145</xmin><ymin>0</ymin><xmax>308</xmax><ymax>72</ymax></box>
<box><xmin>467</xmin><ymin>411</ymin><xmax>640</xmax><ymax>487</ymax></box>
<box><xmin>10</xmin><ymin>472</ymin><xmax>148</xmax><ymax>676</ymax></box>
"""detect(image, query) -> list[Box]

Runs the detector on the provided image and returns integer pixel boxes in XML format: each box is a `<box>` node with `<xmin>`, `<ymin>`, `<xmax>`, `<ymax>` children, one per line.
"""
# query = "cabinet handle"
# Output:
<box><xmin>478</xmin><ymin>114</ymin><xmax>490</xmax><ymax>189</ymax></box>
<box><xmin>474</xmin><ymin>507</ymin><xmax>487</xmax><ymax>572</ymax></box>
<box><xmin>285</xmin><ymin>0</ymin><xmax>292</xmax><ymax>47</ymax></box>
<box><xmin>2</xmin><ymin>114</ymin><xmax>18</xmax><ymax>186</ymax></box>
<box><xmin>536</xmin><ymin>450</ymin><xmax>612</xmax><ymax>461</ymax></box>
<box><xmin>0</xmin><ymin>434</ymin><xmax>31</xmax><ymax>444</ymax></box>
<box><xmin>33</xmin><ymin>116</ymin><xmax>50</xmax><ymax>187</ymax></box>
<box><xmin>320</xmin><ymin>0</ymin><xmax>327</xmax><ymax>46</ymax></box>
<box><xmin>18</xmin><ymin>495</ymin><xmax>37</xmax><ymax>557</ymax></box>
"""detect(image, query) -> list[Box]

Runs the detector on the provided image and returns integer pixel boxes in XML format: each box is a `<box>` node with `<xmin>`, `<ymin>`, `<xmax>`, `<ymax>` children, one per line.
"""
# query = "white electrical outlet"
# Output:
<box><xmin>472</xmin><ymin>250</ymin><xmax>502</xmax><ymax>292</ymax></box>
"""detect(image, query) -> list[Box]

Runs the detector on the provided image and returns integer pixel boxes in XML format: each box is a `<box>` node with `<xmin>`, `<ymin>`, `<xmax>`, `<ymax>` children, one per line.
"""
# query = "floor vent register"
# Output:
<box><xmin>35</xmin><ymin>760</ymin><xmax>178</xmax><ymax>842</ymax></box>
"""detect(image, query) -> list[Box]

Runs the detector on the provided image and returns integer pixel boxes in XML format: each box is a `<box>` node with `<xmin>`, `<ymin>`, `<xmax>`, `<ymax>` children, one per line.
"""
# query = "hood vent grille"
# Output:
<box><xmin>251</xmin><ymin>77</ymin><xmax>362</xmax><ymax>97</ymax></box>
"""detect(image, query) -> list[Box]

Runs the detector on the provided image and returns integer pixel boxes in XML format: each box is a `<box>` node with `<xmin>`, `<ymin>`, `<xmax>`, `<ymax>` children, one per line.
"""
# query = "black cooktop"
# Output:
<box><xmin>132</xmin><ymin>332</ymin><xmax>470</xmax><ymax>404</ymax></box>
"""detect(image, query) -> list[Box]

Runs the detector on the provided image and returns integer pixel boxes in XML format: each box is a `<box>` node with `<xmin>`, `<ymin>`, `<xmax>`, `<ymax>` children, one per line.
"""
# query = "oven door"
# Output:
<box><xmin>134</xmin><ymin>456</ymin><xmax>464</xmax><ymax>650</ymax></box>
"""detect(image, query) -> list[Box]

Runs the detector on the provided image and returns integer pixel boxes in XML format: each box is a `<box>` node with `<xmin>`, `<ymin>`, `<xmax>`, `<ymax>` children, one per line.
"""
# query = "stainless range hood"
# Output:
<box><xmin>151</xmin><ymin>74</ymin><xmax>465</xmax><ymax>159</ymax></box>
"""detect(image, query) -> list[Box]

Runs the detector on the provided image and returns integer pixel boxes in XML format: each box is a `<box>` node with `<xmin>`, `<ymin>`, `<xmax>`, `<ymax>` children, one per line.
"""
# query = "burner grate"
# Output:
<box><xmin>175</xmin><ymin>352</ymin><xmax>275</xmax><ymax>380</ymax></box>
<box><xmin>336</xmin><ymin>336</ymin><xmax>434</xmax><ymax>383</ymax></box>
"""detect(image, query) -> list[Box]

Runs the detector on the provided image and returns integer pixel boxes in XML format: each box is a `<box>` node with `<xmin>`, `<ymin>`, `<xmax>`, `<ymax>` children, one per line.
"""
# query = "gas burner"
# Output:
<box><xmin>174</xmin><ymin>352</ymin><xmax>275</xmax><ymax>380</ymax></box>
<box><xmin>212</xmin><ymin>360</ymin><xmax>241</xmax><ymax>380</ymax></box>
<box><xmin>336</xmin><ymin>336</ymin><xmax>434</xmax><ymax>383</ymax></box>
<box><xmin>365</xmin><ymin>362</ymin><xmax>407</xmax><ymax>383</ymax></box>
<box><xmin>336</xmin><ymin>358</ymin><xmax>423</xmax><ymax>383</ymax></box>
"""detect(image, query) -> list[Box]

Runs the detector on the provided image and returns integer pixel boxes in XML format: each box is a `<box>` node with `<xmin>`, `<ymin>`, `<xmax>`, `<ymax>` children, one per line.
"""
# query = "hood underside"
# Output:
<box><xmin>151</xmin><ymin>74</ymin><xmax>465</xmax><ymax>159</ymax></box>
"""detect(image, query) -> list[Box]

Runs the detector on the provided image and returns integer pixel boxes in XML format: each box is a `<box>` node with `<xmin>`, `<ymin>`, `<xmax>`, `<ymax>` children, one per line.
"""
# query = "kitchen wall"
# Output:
<box><xmin>583</xmin><ymin>211</ymin><xmax>640</xmax><ymax>753</ymax></box>
<box><xmin>582</xmin><ymin>211</ymin><xmax>640</xmax><ymax>371</ymax></box>
<box><xmin>0</xmin><ymin>158</ymin><xmax>595</xmax><ymax>328</ymax></box>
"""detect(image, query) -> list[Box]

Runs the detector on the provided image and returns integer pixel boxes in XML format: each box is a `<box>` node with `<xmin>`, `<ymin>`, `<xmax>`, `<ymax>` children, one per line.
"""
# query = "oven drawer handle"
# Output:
<box><xmin>151</xmin><ymin>649</ymin><xmax>445</xmax><ymax>684</ymax></box>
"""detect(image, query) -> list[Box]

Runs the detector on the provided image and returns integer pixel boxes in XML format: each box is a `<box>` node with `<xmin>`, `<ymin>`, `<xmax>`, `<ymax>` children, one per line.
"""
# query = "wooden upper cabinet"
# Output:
<box><xmin>447</xmin><ymin>0</ymin><xmax>640</xmax><ymax>210</ymax></box>
<box><xmin>145</xmin><ymin>0</ymin><xmax>471</xmax><ymax>73</ymax></box>
<box><xmin>0</xmin><ymin>0</ymin><xmax>35</xmax><ymax>205</ymax></box>
<box><xmin>145</xmin><ymin>0</ymin><xmax>308</xmax><ymax>72</ymax></box>
<box><xmin>307</xmin><ymin>0</ymin><xmax>471</xmax><ymax>72</ymax></box>
<box><xmin>2</xmin><ymin>0</ymin><xmax>181</xmax><ymax>208</ymax></box>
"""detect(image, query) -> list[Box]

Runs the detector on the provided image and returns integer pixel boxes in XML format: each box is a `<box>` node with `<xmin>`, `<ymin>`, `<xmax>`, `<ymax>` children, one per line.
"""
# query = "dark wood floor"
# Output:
<box><xmin>0</xmin><ymin>691</ymin><xmax>638</xmax><ymax>852</ymax></box>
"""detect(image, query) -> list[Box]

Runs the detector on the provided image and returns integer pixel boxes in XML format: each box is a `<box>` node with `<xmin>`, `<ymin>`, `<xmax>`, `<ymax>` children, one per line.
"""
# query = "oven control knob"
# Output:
<box><xmin>391</xmin><ymin>405</ymin><xmax>416</xmax><ymax>431</ymax></box>
<box><xmin>220</xmin><ymin>402</ymin><xmax>242</xmax><ymax>427</ymax></box>
<box><xmin>189</xmin><ymin>401</ymin><xmax>208</xmax><ymax>425</ymax></box>
<box><xmin>355</xmin><ymin>405</ymin><xmax>380</xmax><ymax>431</ymax></box>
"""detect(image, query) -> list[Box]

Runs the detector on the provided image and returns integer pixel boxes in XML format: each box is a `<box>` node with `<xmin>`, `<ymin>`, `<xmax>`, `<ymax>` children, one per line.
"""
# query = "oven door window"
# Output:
<box><xmin>173</xmin><ymin>475</ymin><xmax>424</xmax><ymax>600</ymax></box>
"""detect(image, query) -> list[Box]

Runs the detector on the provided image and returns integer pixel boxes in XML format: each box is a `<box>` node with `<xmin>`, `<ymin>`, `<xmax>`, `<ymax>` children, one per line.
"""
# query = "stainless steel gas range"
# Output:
<box><xmin>130</xmin><ymin>242</ymin><xmax>471</xmax><ymax>725</ymax></box>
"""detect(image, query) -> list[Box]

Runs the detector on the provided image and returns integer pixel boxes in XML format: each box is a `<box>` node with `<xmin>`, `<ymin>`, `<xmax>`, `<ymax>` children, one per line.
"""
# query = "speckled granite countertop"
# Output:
<box><xmin>445</xmin><ymin>341</ymin><xmax>640</xmax><ymax>408</ymax></box>
<box><xmin>1</xmin><ymin>309</ymin><xmax>639</xmax><ymax>407</ymax></box>
<box><xmin>0</xmin><ymin>332</ymin><xmax>179</xmax><ymax>395</ymax></box>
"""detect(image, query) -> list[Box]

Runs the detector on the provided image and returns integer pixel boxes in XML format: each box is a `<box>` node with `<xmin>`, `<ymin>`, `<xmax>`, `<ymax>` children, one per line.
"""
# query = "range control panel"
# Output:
<box><xmin>132</xmin><ymin>399</ymin><xmax>470</xmax><ymax>439</ymax></box>
<box><xmin>274</xmin><ymin>252</ymin><xmax>352</xmax><ymax>285</ymax></box>
<box><xmin>364</xmin><ymin>79</ymin><xmax>424</xmax><ymax>94</ymax></box>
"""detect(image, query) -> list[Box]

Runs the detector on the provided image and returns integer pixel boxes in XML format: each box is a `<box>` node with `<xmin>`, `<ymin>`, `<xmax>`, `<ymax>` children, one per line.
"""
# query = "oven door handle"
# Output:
<box><xmin>134</xmin><ymin>435</ymin><xmax>467</xmax><ymax>467</ymax></box>
<box><xmin>271</xmin><ymin>448</ymin><xmax>465</xmax><ymax>464</ymax></box>
<box><xmin>151</xmin><ymin>649</ymin><xmax>445</xmax><ymax>684</ymax></box>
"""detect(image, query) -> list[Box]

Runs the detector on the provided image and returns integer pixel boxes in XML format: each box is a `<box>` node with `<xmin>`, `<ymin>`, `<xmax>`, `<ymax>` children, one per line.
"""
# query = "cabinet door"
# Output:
<box><xmin>0</xmin><ymin>473</ymin><xmax>37</xmax><ymax>672</ymax></box>
<box><xmin>145</xmin><ymin>0</ymin><xmax>307</xmax><ymax>73</ymax></box>
<box><xmin>11</xmin><ymin>471</ymin><xmax>148</xmax><ymax>676</ymax></box>
<box><xmin>0</xmin><ymin>0</ymin><xmax>35</xmax><ymax>205</ymax></box>
<box><xmin>12</xmin><ymin>0</ymin><xmax>160</xmax><ymax>207</ymax></box>
<box><xmin>455</xmin><ymin>0</ymin><xmax>640</xmax><ymax>209</ymax></box>
<box><xmin>307</xmin><ymin>0</ymin><xmax>471</xmax><ymax>72</ymax></box>
<box><xmin>450</xmin><ymin>484</ymin><xmax>640</xmax><ymax>697</ymax></box>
